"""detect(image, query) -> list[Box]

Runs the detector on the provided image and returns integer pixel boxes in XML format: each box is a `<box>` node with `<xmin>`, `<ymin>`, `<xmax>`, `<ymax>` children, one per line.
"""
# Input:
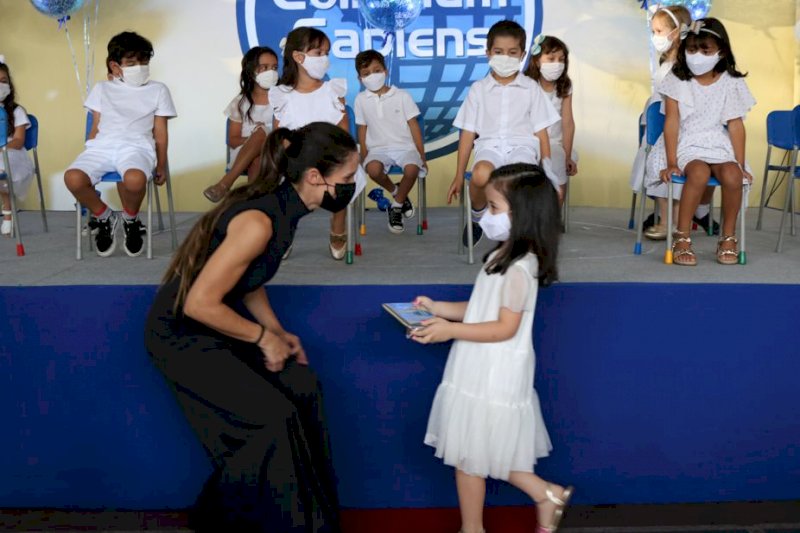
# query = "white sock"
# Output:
<box><xmin>391</xmin><ymin>200</ymin><xmax>402</xmax><ymax>209</ymax></box>
<box><xmin>93</xmin><ymin>206</ymin><xmax>112</xmax><ymax>221</ymax></box>
<box><xmin>695</xmin><ymin>204</ymin><xmax>710</xmax><ymax>218</ymax></box>
<box><xmin>471</xmin><ymin>205</ymin><xmax>487</xmax><ymax>223</ymax></box>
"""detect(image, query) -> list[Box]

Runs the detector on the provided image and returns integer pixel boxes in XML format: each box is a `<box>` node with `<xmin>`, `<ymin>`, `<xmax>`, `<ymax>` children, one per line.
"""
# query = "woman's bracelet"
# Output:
<box><xmin>253</xmin><ymin>324</ymin><xmax>266</xmax><ymax>344</ymax></box>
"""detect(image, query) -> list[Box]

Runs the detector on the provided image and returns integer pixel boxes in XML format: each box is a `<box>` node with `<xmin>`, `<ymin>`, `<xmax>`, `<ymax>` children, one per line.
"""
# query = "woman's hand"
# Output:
<box><xmin>413</xmin><ymin>296</ymin><xmax>436</xmax><ymax>315</ymax></box>
<box><xmin>410</xmin><ymin>317</ymin><xmax>454</xmax><ymax>344</ymax></box>
<box><xmin>660</xmin><ymin>165</ymin><xmax>682</xmax><ymax>183</ymax></box>
<box><xmin>257</xmin><ymin>330</ymin><xmax>291</xmax><ymax>372</ymax></box>
<box><xmin>277</xmin><ymin>330</ymin><xmax>308</xmax><ymax>365</ymax></box>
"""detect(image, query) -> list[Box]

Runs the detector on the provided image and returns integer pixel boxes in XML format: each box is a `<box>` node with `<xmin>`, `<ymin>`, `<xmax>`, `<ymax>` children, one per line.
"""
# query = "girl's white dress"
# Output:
<box><xmin>644</xmin><ymin>71</ymin><xmax>755</xmax><ymax>200</ymax></box>
<box><xmin>540</xmin><ymin>85</ymin><xmax>578</xmax><ymax>187</ymax></box>
<box><xmin>0</xmin><ymin>106</ymin><xmax>35</xmax><ymax>201</ymax></box>
<box><xmin>425</xmin><ymin>253</ymin><xmax>552</xmax><ymax>480</ymax></box>
<box><xmin>224</xmin><ymin>94</ymin><xmax>274</xmax><ymax>161</ymax></box>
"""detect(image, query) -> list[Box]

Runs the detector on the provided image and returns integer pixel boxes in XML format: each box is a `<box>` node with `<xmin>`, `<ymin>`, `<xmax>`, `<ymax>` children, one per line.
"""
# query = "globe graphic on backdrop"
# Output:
<box><xmin>236</xmin><ymin>0</ymin><xmax>542</xmax><ymax>158</ymax></box>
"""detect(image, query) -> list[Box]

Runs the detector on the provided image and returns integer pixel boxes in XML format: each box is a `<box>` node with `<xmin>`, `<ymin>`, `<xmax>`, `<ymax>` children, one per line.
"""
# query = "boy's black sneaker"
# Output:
<box><xmin>388</xmin><ymin>206</ymin><xmax>404</xmax><ymax>234</ymax></box>
<box><xmin>123</xmin><ymin>217</ymin><xmax>147</xmax><ymax>257</ymax></box>
<box><xmin>462</xmin><ymin>221</ymin><xmax>483</xmax><ymax>248</ymax></box>
<box><xmin>693</xmin><ymin>213</ymin><xmax>720</xmax><ymax>235</ymax></box>
<box><xmin>393</xmin><ymin>184</ymin><xmax>415</xmax><ymax>218</ymax></box>
<box><xmin>89</xmin><ymin>213</ymin><xmax>119</xmax><ymax>257</ymax></box>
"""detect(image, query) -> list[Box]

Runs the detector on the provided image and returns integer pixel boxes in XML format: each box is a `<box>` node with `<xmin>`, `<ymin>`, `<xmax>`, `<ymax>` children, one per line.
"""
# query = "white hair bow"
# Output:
<box><xmin>0</xmin><ymin>55</ymin><xmax>6</xmax><ymax>64</ymax></box>
<box><xmin>530</xmin><ymin>34</ymin><xmax>546</xmax><ymax>56</ymax></box>
<box><xmin>679</xmin><ymin>20</ymin><xmax>721</xmax><ymax>40</ymax></box>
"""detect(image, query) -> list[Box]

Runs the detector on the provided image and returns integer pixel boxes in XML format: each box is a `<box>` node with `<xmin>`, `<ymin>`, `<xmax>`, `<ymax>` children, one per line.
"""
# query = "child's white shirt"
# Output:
<box><xmin>354</xmin><ymin>86</ymin><xmax>419</xmax><ymax>151</ymax></box>
<box><xmin>269</xmin><ymin>79</ymin><xmax>347</xmax><ymax>130</ymax></box>
<box><xmin>454</xmin><ymin>73</ymin><xmax>559</xmax><ymax>149</ymax></box>
<box><xmin>224</xmin><ymin>94</ymin><xmax>273</xmax><ymax>138</ymax></box>
<box><xmin>84</xmin><ymin>80</ymin><xmax>176</xmax><ymax>146</ymax></box>
<box><xmin>7</xmin><ymin>106</ymin><xmax>30</xmax><ymax>143</ymax></box>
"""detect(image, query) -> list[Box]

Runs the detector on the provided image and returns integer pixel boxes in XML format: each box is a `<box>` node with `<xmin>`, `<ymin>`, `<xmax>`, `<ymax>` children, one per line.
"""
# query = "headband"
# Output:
<box><xmin>657</xmin><ymin>7</ymin><xmax>681</xmax><ymax>29</ymax></box>
<box><xmin>679</xmin><ymin>20</ymin><xmax>722</xmax><ymax>41</ymax></box>
<box><xmin>530</xmin><ymin>34</ymin><xmax>546</xmax><ymax>56</ymax></box>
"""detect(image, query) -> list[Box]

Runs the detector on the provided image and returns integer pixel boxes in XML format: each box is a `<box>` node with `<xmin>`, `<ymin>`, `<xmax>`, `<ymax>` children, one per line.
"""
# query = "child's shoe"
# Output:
<box><xmin>393</xmin><ymin>183</ymin><xmax>415</xmax><ymax>218</ymax></box>
<box><xmin>89</xmin><ymin>212</ymin><xmax>119</xmax><ymax>257</ymax></box>
<box><xmin>329</xmin><ymin>232</ymin><xmax>347</xmax><ymax>260</ymax></box>
<box><xmin>462</xmin><ymin>221</ymin><xmax>483</xmax><ymax>248</ymax></box>
<box><xmin>123</xmin><ymin>217</ymin><xmax>147</xmax><ymax>257</ymax></box>
<box><xmin>388</xmin><ymin>206</ymin><xmax>404</xmax><ymax>234</ymax></box>
<box><xmin>1</xmin><ymin>210</ymin><xmax>12</xmax><ymax>237</ymax></box>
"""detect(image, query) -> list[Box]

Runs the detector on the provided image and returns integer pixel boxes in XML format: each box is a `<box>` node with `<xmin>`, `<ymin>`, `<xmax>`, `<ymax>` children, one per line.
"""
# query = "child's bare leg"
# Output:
<box><xmin>205</xmin><ymin>128</ymin><xmax>267</xmax><ymax>201</ymax></box>
<box><xmin>365</xmin><ymin>161</ymin><xmax>394</xmax><ymax>192</ymax></box>
<box><xmin>469</xmin><ymin>161</ymin><xmax>494</xmax><ymax>212</ymax></box>
<box><xmin>117</xmin><ymin>169</ymin><xmax>147</xmax><ymax>217</ymax></box>
<box><xmin>507</xmin><ymin>471</ymin><xmax>567</xmax><ymax>530</ymax></box>
<box><xmin>1</xmin><ymin>191</ymin><xmax>10</xmax><ymax>213</ymax></box>
<box><xmin>395</xmin><ymin>165</ymin><xmax>419</xmax><ymax>204</ymax></box>
<box><xmin>246</xmin><ymin>157</ymin><xmax>261</xmax><ymax>185</ymax></box>
<box><xmin>710</xmin><ymin>162</ymin><xmax>743</xmax><ymax>237</ymax></box>
<box><xmin>65</xmin><ymin>169</ymin><xmax>106</xmax><ymax>215</ymax></box>
<box><xmin>455</xmin><ymin>469</ymin><xmax>486</xmax><ymax>533</ymax></box>
<box><xmin>677</xmin><ymin>161</ymin><xmax>711</xmax><ymax>234</ymax></box>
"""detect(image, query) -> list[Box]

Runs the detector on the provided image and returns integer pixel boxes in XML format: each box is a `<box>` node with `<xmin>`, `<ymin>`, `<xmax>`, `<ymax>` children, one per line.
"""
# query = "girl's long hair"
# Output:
<box><xmin>163</xmin><ymin>122</ymin><xmax>357</xmax><ymax>310</ymax></box>
<box><xmin>483</xmin><ymin>163</ymin><xmax>560</xmax><ymax>287</ymax></box>
<box><xmin>525</xmin><ymin>36</ymin><xmax>572</xmax><ymax>99</ymax></box>
<box><xmin>672</xmin><ymin>17</ymin><xmax>746</xmax><ymax>81</ymax></box>
<box><xmin>0</xmin><ymin>62</ymin><xmax>17</xmax><ymax>136</ymax></box>
<box><xmin>278</xmin><ymin>27</ymin><xmax>330</xmax><ymax>88</ymax></box>
<box><xmin>238</xmin><ymin>46</ymin><xmax>278</xmax><ymax>123</ymax></box>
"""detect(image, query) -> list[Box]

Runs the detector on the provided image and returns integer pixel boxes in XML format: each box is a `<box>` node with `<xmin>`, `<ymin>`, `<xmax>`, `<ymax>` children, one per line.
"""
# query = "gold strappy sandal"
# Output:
<box><xmin>329</xmin><ymin>232</ymin><xmax>347</xmax><ymax>261</ymax></box>
<box><xmin>672</xmin><ymin>231</ymin><xmax>697</xmax><ymax>266</ymax></box>
<box><xmin>716</xmin><ymin>235</ymin><xmax>739</xmax><ymax>265</ymax></box>
<box><xmin>536</xmin><ymin>484</ymin><xmax>574</xmax><ymax>533</ymax></box>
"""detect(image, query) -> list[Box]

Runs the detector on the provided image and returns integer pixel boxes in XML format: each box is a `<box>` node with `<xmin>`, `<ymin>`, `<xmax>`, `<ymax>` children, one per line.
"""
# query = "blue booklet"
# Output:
<box><xmin>382</xmin><ymin>302</ymin><xmax>434</xmax><ymax>329</ymax></box>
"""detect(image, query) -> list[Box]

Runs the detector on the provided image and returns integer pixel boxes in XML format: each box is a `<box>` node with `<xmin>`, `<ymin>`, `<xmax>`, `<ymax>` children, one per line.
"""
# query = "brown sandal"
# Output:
<box><xmin>672</xmin><ymin>231</ymin><xmax>697</xmax><ymax>266</ymax></box>
<box><xmin>203</xmin><ymin>183</ymin><xmax>229</xmax><ymax>203</ymax></box>
<box><xmin>716</xmin><ymin>235</ymin><xmax>739</xmax><ymax>265</ymax></box>
<box><xmin>329</xmin><ymin>232</ymin><xmax>347</xmax><ymax>260</ymax></box>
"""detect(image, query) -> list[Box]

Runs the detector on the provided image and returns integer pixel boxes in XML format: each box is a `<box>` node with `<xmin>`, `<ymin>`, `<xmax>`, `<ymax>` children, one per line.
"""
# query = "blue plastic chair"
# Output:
<box><xmin>775</xmin><ymin>106</ymin><xmax>800</xmax><ymax>252</ymax></box>
<box><xmin>24</xmin><ymin>115</ymin><xmax>48</xmax><ymax>232</ymax></box>
<box><xmin>628</xmin><ymin>113</ymin><xmax>646</xmax><ymax>230</ymax></box>
<box><xmin>632</xmin><ymin>102</ymin><xmax>666</xmax><ymax>255</ymax></box>
<box><xmin>0</xmin><ymin>108</ymin><xmax>24</xmax><ymax>256</ymax></box>
<box><xmin>77</xmin><ymin>112</ymin><xmax>177</xmax><ymax>259</ymax></box>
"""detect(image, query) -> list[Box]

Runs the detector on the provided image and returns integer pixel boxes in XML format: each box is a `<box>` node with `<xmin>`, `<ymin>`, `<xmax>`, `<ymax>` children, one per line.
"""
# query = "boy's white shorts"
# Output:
<box><xmin>472</xmin><ymin>144</ymin><xmax>538</xmax><ymax>172</ymax></box>
<box><xmin>364</xmin><ymin>148</ymin><xmax>426</xmax><ymax>177</ymax></box>
<box><xmin>68</xmin><ymin>139</ymin><xmax>156</xmax><ymax>185</ymax></box>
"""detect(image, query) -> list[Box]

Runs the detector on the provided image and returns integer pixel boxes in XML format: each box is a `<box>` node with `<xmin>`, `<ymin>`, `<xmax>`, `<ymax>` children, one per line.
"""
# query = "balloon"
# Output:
<box><xmin>655</xmin><ymin>0</ymin><xmax>713</xmax><ymax>20</ymax></box>
<box><xmin>29</xmin><ymin>0</ymin><xmax>86</xmax><ymax>18</ymax></box>
<box><xmin>358</xmin><ymin>0</ymin><xmax>423</xmax><ymax>33</ymax></box>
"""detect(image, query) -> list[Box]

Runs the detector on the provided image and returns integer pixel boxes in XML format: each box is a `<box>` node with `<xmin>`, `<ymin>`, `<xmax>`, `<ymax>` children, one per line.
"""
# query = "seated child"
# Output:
<box><xmin>354</xmin><ymin>49</ymin><xmax>426</xmax><ymax>234</ymax></box>
<box><xmin>64</xmin><ymin>31</ymin><xmax>177</xmax><ymax>257</ymax></box>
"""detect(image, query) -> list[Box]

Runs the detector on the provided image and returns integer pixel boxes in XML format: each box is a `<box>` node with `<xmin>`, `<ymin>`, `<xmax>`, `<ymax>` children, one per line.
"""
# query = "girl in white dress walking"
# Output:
<box><xmin>659</xmin><ymin>17</ymin><xmax>755</xmax><ymax>266</ymax></box>
<box><xmin>412</xmin><ymin>163</ymin><xmax>573</xmax><ymax>533</ymax></box>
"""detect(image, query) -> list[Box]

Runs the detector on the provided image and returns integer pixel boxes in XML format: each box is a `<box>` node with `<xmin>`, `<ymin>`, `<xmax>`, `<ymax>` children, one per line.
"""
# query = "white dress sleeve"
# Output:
<box><xmin>224</xmin><ymin>95</ymin><xmax>244</xmax><ymax>122</ymax></box>
<box><xmin>269</xmin><ymin>85</ymin><xmax>293</xmax><ymax>126</ymax></box>
<box><xmin>156</xmin><ymin>84</ymin><xmax>178</xmax><ymax>118</ymax></box>
<box><xmin>327</xmin><ymin>78</ymin><xmax>347</xmax><ymax>114</ymax></box>
<box><xmin>83</xmin><ymin>83</ymin><xmax>103</xmax><ymax>113</ymax></box>
<box><xmin>12</xmin><ymin>106</ymin><xmax>30</xmax><ymax>130</ymax></box>
<box><xmin>500</xmin><ymin>263</ymin><xmax>536</xmax><ymax>313</ymax></box>
<box><xmin>658</xmin><ymin>72</ymin><xmax>694</xmax><ymax>118</ymax></box>
<box><xmin>530</xmin><ymin>83</ymin><xmax>561</xmax><ymax>133</ymax></box>
<box><xmin>453</xmin><ymin>82</ymin><xmax>479</xmax><ymax>132</ymax></box>
<box><xmin>721</xmin><ymin>76</ymin><xmax>756</xmax><ymax>124</ymax></box>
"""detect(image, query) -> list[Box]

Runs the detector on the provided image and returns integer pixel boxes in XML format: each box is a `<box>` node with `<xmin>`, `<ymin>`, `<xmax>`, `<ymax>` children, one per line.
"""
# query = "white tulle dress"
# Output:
<box><xmin>424</xmin><ymin>253</ymin><xmax>552</xmax><ymax>480</ymax></box>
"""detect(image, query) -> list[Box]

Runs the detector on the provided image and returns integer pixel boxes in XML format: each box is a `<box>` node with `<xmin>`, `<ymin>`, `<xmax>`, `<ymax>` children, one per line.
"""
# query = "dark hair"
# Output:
<box><xmin>487</xmin><ymin>20</ymin><xmax>526</xmax><ymax>51</ymax></box>
<box><xmin>107</xmin><ymin>31</ymin><xmax>154</xmax><ymax>65</ymax></box>
<box><xmin>355</xmin><ymin>49</ymin><xmax>386</xmax><ymax>74</ymax></box>
<box><xmin>0</xmin><ymin>62</ymin><xmax>17</xmax><ymax>136</ymax></box>
<box><xmin>672</xmin><ymin>18</ymin><xmax>746</xmax><ymax>81</ymax></box>
<box><xmin>164</xmin><ymin>122</ymin><xmax>357</xmax><ymax>309</ymax></box>
<box><xmin>525</xmin><ymin>36</ymin><xmax>572</xmax><ymax>99</ymax></box>
<box><xmin>279</xmin><ymin>27</ymin><xmax>330</xmax><ymax>88</ymax></box>
<box><xmin>238</xmin><ymin>46</ymin><xmax>279</xmax><ymax>123</ymax></box>
<box><xmin>483</xmin><ymin>163</ymin><xmax>560</xmax><ymax>287</ymax></box>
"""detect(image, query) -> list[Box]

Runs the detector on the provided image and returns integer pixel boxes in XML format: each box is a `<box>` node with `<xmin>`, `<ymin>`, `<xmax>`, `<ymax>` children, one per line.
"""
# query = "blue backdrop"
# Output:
<box><xmin>0</xmin><ymin>283</ymin><xmax>798</xmax><ymax>509</ymax></box>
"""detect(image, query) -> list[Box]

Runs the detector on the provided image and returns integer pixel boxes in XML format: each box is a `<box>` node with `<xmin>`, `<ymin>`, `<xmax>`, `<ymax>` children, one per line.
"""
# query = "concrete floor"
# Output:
<box><xmin>0</xmin><ymin>206</ymin><xmax>798</xmax><ymax>287</ymax></box>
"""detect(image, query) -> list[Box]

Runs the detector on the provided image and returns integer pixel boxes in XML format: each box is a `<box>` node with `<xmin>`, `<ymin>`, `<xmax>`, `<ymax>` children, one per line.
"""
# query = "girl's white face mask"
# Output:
<box><xmin>121</xmin><ymin>65</ymin><xmax>150</xmax><ymax>87</ymax></box>
<box><xmin>651</xmin><ymin>33</ymin><xmax>673</xmax><ymax>53</ymax></box>
<box><xmin>256</xmin><ymin>70</ymin><xmax>278</xmax><ymax>89</ymax></box>
<box><xmin>479</xmin><ymin>210</ymin><xmax>512</xmax><ymax>242</ymax></box>
<box><xmin>0</xmin><ymin>83</ymin><xmax>10</xmax><ymax>102</ymax></box>
<box><xmin>540</xmin><ymin>62</ymin><xmax>565</xmax><ymax>81</ymax></box>
<box><xmin>302</xmin><ymin>54</ymin><xmax>330</xmax><ymax>80</ymax></box>
<box><xmin>686</xmin><ymin>52</ymin><xmax>720</xmax><ymax>76</ymax></box>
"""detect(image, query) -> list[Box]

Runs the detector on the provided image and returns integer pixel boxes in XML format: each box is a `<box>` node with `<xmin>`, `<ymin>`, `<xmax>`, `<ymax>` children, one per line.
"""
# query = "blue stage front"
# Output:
<box><xmin>1</xmin><ymin>283</ymin><xmax>798</xmax><ymax>510</ymax></box>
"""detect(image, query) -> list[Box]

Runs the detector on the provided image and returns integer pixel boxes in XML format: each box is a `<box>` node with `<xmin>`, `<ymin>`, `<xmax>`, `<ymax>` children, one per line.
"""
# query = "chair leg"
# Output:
<box><xmin>359</xmin><ymin>187</ymin><xmax>366</xmax><ymax>236</ymax></box>
<box><xmin>417</xmin><ymin>175</ymin><xmax>424</xmax><ymax>235</ymax></box>
<box><xmin>628</xmin><ymin>192</ymin><xmax>637</xmax><ymax>230</ymax></box>
<box><xmin>756</xmin><ymin>145</ymin><xmax>772</xmax><ymax>231</ymax></box>
<box><xmin>465</xmin><ymin>178</ymin><xmax>474</xmax><ymax>265</ymax></box>
<box><xmin>165</xmin><ymin>170</ymin><xmax>178</xmax><ymax>250</ymax></box>
<box><xmin>421</xmin><ymin>173</ymin><xmax>428</xmax><ymax>231</ymax></box>
<box><xmin>665</xmin><ymin>181</ymin><xmax>674</xmax><ymax>264</ymax></box>
<box><xmin>738</xmin><ymin>191</ymin><xmax>747</xmax><ymax>265</ymax></box>
<box><xmin>147</xmin><ymin>181</ymin><xmax>153</xmax><ymax>259</ymax></box>
<box><xmin>2</xmin><ymin>150</ymin><xmax>23</xmax><ymax>256</ymax></box>
<box><xmin>33</xmin><ymin>148</ymin><xmax>47</xmax><ymax>232</ymax></box>
<box><xmin>354</xmin><ymin>192</ymin><xmax>362</xmax><ymax>256</ymax></box>
<box><xmin>458</xmin><ymin>184</ymin><xmax>465</xmax><ymax>256</ymax></box>
<box><xmin>153</xmin><ymin>180</ymin><xmax>165</xmax><ymax>232</ymax></box>
<box><xmin>562</xmin><ymin>179</ymin><xmax>570</xmax><ymax>234</ymax></box>
<box><xmin>791</xmin><ymin>179</ymin><xmax>796</xmax><ymax>237</ymax></box>
<box><xmin>776</xmin><ymin>162</ymin><xmax>795</xmax><ymax>253</ymax></box>
<box><xmin>634</xmin><ymin>182</ymin><xmax>647</xmax><ymax>255</ymax></box>
<box><xmin>346</xmin><ymin>202</ymin><xmax>354</xmax><ymax>265</ymax></box>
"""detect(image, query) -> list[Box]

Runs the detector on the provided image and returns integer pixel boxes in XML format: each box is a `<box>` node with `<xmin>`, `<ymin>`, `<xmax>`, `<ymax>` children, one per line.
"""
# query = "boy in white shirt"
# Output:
<box><xmin>64</xmin><ymin>31</ymin><xmax>177</xmax><ymax>257</ymax></box>
<box><xmin>447</xmin><ymin>20</ymin><xmax>560</xmax><ymax>247</ymax></box>
<box><xmin>354</xmin><ymin>50</ymin><xmax>426</xmax><ymax>234</ymax></box>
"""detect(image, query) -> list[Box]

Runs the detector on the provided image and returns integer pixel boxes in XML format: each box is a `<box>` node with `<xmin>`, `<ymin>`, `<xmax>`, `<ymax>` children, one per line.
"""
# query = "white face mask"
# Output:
<box><xmin>255</xmin><ymin>70</ymin><xmax>278</xmax><ymax>89</ymax></box>
<box><xmin>121</xmin><ymin>64</ymin><xmax>150</xmax><ymax>87</ymax></box>
<box><xmin>0</xmin><ymin>82</ymin><xmax>9</xmax><ymax>102</ymax></box>
<box><xmin>686</xmin><ymin>52</ymin><xmax>720</xmax><ymax>76</ymax></box>
<box><xmin>301</xmin><ymin>54</ymin><xmax>330</xmax><ymax>80</ymax></box>
<box><xmin>361</xmin><ymin>72</ymin><xmax>386</xmax><ymax>92</ymax></box>
<box><xmin>539</xmin><ymin>62</ymin><xmax>565</xmax><ymax>81</ymax></box>
<box><xmin>651</xmin><ymin>34</ymin><xmax>673</xmax><ymax>54</ymax></box>
<box><xmin>488</xmin><ymin>54</ymin><xmax>521</xmax><ymax>78</ymax></box>
<box><xmin>479</xmin><ymin>210</ymin><xmax>512</xmax><ymax>242</ymax></box>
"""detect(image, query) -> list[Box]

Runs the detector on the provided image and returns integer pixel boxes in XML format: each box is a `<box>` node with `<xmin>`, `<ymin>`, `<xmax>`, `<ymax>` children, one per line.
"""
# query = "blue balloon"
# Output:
<box><xmin>29</xmin><ymin>0</ymin><xmax>85</xmax><ymax>18</ymax></box>
<box><xmin>359</xmin><ymin>0</ymin><xmax>423</xmax><ymax>33</ymax></box>
<box><xmin>657</xmin><ymin>0</ymin><xmax>712</xmax><ymax>19</ymax></box>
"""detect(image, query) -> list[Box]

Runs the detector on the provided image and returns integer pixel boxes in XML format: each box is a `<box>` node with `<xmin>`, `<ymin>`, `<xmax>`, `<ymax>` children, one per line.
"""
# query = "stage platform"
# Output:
<box><xmin>0</xmin><ymin>205</ymin><xmax>798</xmax><ymax>522</ymax></box>
<box><xmin>0</xmin><ymin>206</ymin><xmax>799</xmax><ymax>286</ymax></box>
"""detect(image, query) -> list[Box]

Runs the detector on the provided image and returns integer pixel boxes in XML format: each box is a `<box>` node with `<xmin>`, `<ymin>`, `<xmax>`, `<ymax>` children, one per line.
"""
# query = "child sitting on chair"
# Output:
<box><xmin>354</xmin><ymin>49</ymin><xmax>426</xmax><ymax>234</ymax></box>
<box><xmin>64</xmin><ymin>31</ymin><xmax>177</xmax><ymax>258</ymax></box>
<box><xmin>447</xmin><ymin>20</ymin><xmax>560</xmax><ymax>248</ymax></box>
